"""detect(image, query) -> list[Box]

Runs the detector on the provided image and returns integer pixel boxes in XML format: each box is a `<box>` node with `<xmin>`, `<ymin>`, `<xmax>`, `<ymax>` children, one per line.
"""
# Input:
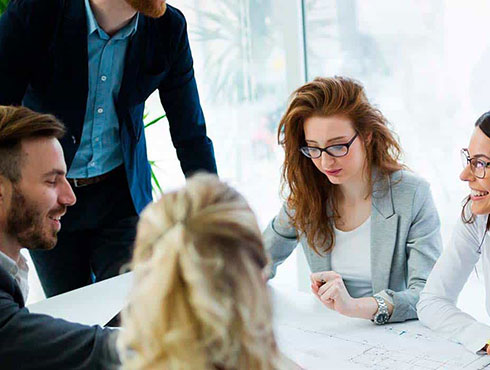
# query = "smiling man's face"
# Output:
<box><xmin>5</xmin><ymin>137</ymin><xmax>76</xmax><ymax>250</ymax></box>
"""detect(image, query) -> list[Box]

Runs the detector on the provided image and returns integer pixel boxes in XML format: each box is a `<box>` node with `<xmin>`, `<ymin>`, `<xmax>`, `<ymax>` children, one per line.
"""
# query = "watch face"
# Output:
<box><xmin>376</xmin><ymin>313</ymin><xmax>388</xmax><ymax>324</ymax></box>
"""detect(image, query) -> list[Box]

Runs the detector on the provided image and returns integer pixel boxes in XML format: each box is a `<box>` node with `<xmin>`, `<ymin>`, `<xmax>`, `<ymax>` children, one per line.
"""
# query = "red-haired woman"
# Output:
<box><xmin>264</xmin><ymin>76</ymin><xmax>442</xmax><ymax>324</ymax></box>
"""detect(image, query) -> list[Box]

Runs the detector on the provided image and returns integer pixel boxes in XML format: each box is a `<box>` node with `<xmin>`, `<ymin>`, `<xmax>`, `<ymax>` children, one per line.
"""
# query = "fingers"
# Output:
<box><xmin>318</xmin><ymin>283</ymin><xmax>336</xmax><ymax>308</ymax></box>
<box><xmin>309</xmin><ymin>274</ymin><xmax>318</xmax><ymax>285</ymax></box>
<box><xmin>311</xmin><ymin>281</ymin><xmax>336</xmax><ymax>310</ymax></box>
<box><xmin>311</xmin><ymin>271</ymin><xmax>344</xmax><ymax>312</ymax></box>
<box><xmin>310</xmin><ymin>271</ymin><xmax>341</xmax><ymax>286</ymax></box>
<box><xmin>311</xmin><ymin>283</ymin><xmax>321</xmax><ymax>300</ymax></box>
<box><xmin>317</xmin><ymin>275</ymin><xmax>343</xmax><ymax>296</ymax></box>
<box><xmin>319</xmin><ymin>281</ymin><xmax>336</xmax><ymax>301</ymax></box>
<box><xmin>261</xmin><ymin>269</ymin><xmax>269</xmax><ymax>283</ymax></box>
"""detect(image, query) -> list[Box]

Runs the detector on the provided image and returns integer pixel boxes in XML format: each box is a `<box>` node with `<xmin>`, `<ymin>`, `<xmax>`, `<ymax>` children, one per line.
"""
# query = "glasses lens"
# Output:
<box><xmin>461</xmin><ymin>150</ymin><xmax>469</xmax><ymax>169</ymax></box>
<box><xmin>300</xmin><ymin>147</ymin><xmax>321</xmax><ymax>158</ymax></box>
<box><xmin>326</xmin><ymin>145</ymin><xmax>349</xmax><ymax>157</ymax></box>
<box><xmin>470</xmin><ymin>158</ymin><xmax>486</xmax><ymax>178</ymax></box>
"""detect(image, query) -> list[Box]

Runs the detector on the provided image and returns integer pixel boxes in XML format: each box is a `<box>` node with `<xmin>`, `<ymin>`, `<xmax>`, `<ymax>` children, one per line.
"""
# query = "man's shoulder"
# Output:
<box><xmin>164</xmin><ymin>4</ymin><xmax>187</xmax><ymax>24</ymax></box>
<box><xmin>148</xmin><ymin>4</ymin><xmax>187</xmax><ymax>32</ymax></box>
<box><xmin>0</xmin><ymin>264</ymin><xmax>24</xmax><ymax>307</ymax></box>
<box><xmin>4</xmin><ymin>0</ymin><xmax>63</xmax><ymax>18</ymax></box>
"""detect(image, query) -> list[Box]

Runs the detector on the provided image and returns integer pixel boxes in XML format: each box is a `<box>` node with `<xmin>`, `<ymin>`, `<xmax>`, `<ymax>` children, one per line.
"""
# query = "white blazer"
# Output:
<box><xmin>417</xmin><ymin>212</ymin><xmax>490</xmax><ymax>353</ymax></box>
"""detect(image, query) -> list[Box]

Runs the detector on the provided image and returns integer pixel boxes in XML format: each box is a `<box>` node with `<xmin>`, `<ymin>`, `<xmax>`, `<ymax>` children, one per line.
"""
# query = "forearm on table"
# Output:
<box><xmin>418</xmin><ymin>293</ymin><xmax>490</xmax><ymax>352</ymax></box>
<box><xmin>349</xmin><ymin>296</ymin><xmax>394</xmax><ymax>320</ymax></box>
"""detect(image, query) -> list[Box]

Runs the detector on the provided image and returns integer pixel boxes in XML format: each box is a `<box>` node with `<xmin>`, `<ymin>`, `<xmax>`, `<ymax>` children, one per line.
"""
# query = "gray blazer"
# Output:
<box><xmin>263</xmin><ymin>170</ymin><xmax>442</xmax><ymax>323</ymax></box>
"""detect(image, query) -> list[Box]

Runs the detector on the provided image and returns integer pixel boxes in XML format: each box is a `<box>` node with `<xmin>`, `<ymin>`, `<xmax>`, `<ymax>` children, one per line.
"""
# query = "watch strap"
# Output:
<box><xmin>373</xmin><ymin>295</ymin><xmax>390</xmax><ymax>325</ymax></box>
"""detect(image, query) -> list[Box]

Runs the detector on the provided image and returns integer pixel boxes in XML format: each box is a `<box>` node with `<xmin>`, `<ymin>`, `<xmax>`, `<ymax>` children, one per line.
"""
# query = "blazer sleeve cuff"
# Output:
<box><xmin>374</xmin><ymin>290</ymin><xmax>394</xmax><ymax>307</ymax></box>
<box><xmin>383</xmin><ymin>289</ymin><xmax>418</xmax><ymax>323</ymax></box>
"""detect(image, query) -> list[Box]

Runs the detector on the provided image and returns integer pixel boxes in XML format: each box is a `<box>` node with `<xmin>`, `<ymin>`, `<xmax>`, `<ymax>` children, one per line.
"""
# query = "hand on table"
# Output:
<box><xmin>483</xmin><ymin>343</ymin><xmax>490</xmax><ymax>355</ymax></box>
<box><xmin>310</xmin><ymin>271</ymin><xmax>357</xmax><ymax>317</ymax></box>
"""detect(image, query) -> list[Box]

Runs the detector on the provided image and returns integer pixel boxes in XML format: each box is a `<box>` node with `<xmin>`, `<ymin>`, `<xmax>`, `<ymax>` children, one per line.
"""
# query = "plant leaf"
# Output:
<box><xmin>144</xmin><ymin>114</ymin><xmax>167</xmax><ymax>129</ymax></box>
<box><xmin>150</xmin><ymin>164</ymin><xmax>163</xmax><ymax>196</ymax></box>
<box><xmin>0</xmin><ymin>0</ymin><xmax>9</xmax><ymax>14</ymax></box>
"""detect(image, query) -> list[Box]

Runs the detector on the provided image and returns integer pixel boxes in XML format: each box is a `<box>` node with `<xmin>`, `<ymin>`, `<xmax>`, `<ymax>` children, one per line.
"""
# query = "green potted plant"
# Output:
<box><xmin>0</xmin><ymin>0</ymin><xmax>8</xmax><ymax>15</ymax></box>
<box><xmin>144</xmin><ymin>112</ymin><xmax>166</xmax><ymax>197</ymax></box>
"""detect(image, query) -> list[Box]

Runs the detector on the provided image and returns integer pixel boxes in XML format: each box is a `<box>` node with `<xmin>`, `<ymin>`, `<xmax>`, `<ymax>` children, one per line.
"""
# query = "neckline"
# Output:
<box><xmin>334</xmin><ymin>215</ymin><xmax>371</xmax><ymax>234</ymax></box>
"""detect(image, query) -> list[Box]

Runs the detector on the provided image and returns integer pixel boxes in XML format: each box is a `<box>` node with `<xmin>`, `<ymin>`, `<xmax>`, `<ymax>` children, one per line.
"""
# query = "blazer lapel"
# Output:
<box><xmin>370</xmin><ymin>171</ymin><xmax>399</xmax><ymax>293</ymax></box>
<box><xmin>117</xmin><ymin>17</ymin><xmax>147</xmax><ymax>139</ymax></box>
<box><xmin>58</xmin><ymin>0</ymin><xmax>89</xmax><ymax>112</ymax></box>
<box><xmin>118</xmin><ymin>17</ymin><xmax>146</xmax><ymax>106</ymax></box>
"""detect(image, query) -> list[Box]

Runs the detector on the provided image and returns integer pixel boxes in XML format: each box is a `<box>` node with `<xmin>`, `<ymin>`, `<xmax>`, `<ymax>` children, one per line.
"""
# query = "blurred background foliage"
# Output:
<box><xmin>0</xmin><ymin>0</ymin><xmax>8</xmax><ymax>15</ymax></box>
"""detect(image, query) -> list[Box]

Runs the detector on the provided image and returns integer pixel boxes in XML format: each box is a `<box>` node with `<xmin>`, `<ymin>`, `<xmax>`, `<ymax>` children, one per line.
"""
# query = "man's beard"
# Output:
<box><xmin>125</xmin><ymin>0</ymin><xmax>166</xmax><ymax>18</ymax></box>
<box><xmin>6</xmin><ymin>187</ymin><xmax>63</xmax><ymax>251</ymax></box>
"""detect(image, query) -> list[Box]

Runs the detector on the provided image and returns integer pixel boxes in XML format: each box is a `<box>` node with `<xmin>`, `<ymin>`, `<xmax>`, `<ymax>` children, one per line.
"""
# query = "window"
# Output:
<box><xmin>304</xmin><ymin>0</ymin><xmax>490</xmax><ymax>241</ymax></box>
<box><xmin>26</xmin><ymin>1</ymin><xmax>490</xmax><ymax>312</ymax></box>
<box><xmin>145</xmin><ymin>0</ymin><xmax>303</xmax><ymax>228</ymax></box>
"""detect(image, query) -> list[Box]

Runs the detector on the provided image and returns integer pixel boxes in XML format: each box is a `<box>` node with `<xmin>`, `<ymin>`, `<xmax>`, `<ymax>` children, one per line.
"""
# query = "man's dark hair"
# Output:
<box><xmin>0</xmin><ymin>106</ymin><xmax>65</xmax><ymax>182</ymax></box>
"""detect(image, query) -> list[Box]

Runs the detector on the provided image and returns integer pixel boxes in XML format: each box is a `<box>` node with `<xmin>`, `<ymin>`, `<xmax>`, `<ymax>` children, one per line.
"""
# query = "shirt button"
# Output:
<box><xmin>95</xmin><ymin>137</ymin><xmax>100</xmax><ymax>142</ymax></box>
<box><xmin>101</xmin><ymin>76</ymin><xmax>107</xmax><ymax>82</ymax></box>
<box><xmin>89</xmin><ymin>162</ymin><xmax>95</xmax><ymax>167</ymax></box>
<box><xmin>97</xmin><ymin>108</ymin><xmax>104</xmax><ymax>114</ymax></box>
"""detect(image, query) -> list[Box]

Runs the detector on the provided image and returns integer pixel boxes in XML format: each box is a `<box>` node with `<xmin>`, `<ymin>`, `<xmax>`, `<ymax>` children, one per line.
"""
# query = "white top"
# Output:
<box><xmin>417</xmin><ymin>213</ymin><xmax>490</xmax><ymax>353</ymax></box>
<box><xmin>332</xmin><ymin>216</ymin><xmax>373</xmax><ymax>298</ymax></box>
<box><xmin>0</xmin><ymin>250</ymin><xmax>29</xmax><ymax>302</ymax></box>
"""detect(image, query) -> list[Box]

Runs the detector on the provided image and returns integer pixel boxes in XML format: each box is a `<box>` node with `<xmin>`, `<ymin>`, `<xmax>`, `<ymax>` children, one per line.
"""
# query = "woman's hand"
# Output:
<box><xmin>310</xmin><ymin>271</ymin><xmax>383</xmax><ymax>320</ymax></box>
<box><xmin>485</xmin><ymin>343</ymin><xmax>490</xmax><ymax>355</ymax></box>
<box><xmin>310</xmin><ymin>271</ymin><xmax>358</xmax><ymax>317</ymax></box>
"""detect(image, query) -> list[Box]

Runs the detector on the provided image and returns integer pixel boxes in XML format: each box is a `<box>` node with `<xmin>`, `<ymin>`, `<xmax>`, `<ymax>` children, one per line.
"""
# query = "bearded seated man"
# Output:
<box><xmin>0</xmin><ymin>106</ymin><xmax>119</xmax><ymax>370</ymax></box>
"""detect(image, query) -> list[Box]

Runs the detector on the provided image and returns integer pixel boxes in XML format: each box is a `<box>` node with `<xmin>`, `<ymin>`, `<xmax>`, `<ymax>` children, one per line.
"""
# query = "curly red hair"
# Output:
<box><xmin>278</xmin><ymin>76</ymin><xmax>403</xmax><ymax>255</ymax></box>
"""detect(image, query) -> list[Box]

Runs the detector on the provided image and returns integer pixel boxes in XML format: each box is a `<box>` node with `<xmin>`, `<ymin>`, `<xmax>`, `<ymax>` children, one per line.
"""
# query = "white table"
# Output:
<box><xmin>27</xmin><ymin>273</ymin><xmax>490</xmax><ymax>370</ymax></box>
<box><xmin>27</xmin><ymin>272</ymin><xmax>133</xmax><ymax>326</ymax></box>
<box><xmin>270</xmin><ymin>281</ymin><xmax>490</xmax><ymax>370</ymax></box>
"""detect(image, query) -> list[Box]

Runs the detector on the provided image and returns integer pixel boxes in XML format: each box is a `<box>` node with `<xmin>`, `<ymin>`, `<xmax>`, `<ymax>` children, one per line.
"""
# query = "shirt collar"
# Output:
<box><xmin>0</xmin><ymin>250</ymin><xmax>29</xmax><ymax>302</ymax></box>
<box><xmin>84</xmin><ymin>0</ymin><xmax>98</xmax><ymax>36</ymax></box>
<box><xmin>0</xmin><ymin>250</ymin><xmax>18</xmax><ymax>276</ymax></box>
<box><xmin>84</xmin><ymin>0</ymin><xmax>139</xmax><ymax>40</ymax></box>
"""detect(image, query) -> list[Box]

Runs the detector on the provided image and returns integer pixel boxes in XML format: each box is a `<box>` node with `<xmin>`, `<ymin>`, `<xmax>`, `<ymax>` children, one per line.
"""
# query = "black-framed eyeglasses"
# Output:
<box><xmin>461</xmin><ymin>148</ymin><xmax>490</xmax><ymax>179</ymax></box>
<box><xmin>300</xmin><ymin>132</ymin><xmax>359</xmax><ymax>159</ymax></box>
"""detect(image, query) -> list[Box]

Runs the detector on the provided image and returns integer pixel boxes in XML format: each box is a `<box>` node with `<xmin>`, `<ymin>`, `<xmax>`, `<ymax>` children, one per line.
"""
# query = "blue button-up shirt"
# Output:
<box><xmin>68</xmin><ymin>0</ymin><xmax>139</xmax><ymax>178</ymax></box>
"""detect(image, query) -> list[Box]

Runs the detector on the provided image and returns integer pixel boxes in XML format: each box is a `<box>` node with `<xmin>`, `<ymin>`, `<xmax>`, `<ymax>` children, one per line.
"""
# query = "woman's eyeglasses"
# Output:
<box><xmin>300</xmin><ymin>132</ymin><xmax>358</xmax><ymax>159</ymax></box>
<box><xmin>461</xmin><ymin>148</ymin><xmax>490</xmax><ymax>179</ymax></box>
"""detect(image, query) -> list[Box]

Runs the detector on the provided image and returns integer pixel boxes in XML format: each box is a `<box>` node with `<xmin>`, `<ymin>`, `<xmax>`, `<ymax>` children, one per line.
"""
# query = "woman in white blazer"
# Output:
<box><xmin>264</xmin><ymin>77</ymin><xmax>442</xmax><ymax>324</ymax></box>
<box><xmin>417</xmin><ymin>111</ymin><xmax>490</xmax><ymax>354</ymax></box>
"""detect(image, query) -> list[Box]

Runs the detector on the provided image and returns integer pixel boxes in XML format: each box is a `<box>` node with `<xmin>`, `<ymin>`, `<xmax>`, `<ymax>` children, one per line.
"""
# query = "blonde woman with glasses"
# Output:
<box><xmin>418</xmin><ymin>111</ymin><xmax>490</xmax><ymax>354</ymax></box>
<box><xmin>117</xmin><ymin>174</ymin><xmax>298</xmax><ymax>370</ymax></box>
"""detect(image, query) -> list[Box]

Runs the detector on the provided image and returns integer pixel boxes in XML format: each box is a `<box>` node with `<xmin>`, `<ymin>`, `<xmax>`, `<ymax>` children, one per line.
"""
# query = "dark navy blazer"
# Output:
<box><xmin>0</xmin><ymin>264</ymin><xmax>119</xmax><ymax>369</ymax></box>
<box><xmin>0</xmin><ymin>0</ymin><xmax>217</xmax><ymax>213</ymax></box>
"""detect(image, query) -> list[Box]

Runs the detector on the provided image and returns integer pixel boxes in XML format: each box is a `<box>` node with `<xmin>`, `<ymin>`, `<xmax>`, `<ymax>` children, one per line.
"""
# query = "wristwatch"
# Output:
<box><xmin>372</xmin><ymin>295</ymin><xmax>390</xmax><ymax>325</ymax></box>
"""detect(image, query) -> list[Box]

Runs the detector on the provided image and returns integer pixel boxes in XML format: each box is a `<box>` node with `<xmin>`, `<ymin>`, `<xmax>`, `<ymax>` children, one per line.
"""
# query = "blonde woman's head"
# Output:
<box><xmin>119</xmin><ymin>174</ymin><xmax>287</xmax><ymax>370</ymax></box>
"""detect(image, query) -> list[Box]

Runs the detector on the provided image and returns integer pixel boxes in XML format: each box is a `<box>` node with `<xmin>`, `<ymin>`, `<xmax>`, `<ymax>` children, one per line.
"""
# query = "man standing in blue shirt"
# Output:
<box><xmin>0</xmin><ymin>0</ymin><xmax>217</xmax><ymax>297</ymax></box>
